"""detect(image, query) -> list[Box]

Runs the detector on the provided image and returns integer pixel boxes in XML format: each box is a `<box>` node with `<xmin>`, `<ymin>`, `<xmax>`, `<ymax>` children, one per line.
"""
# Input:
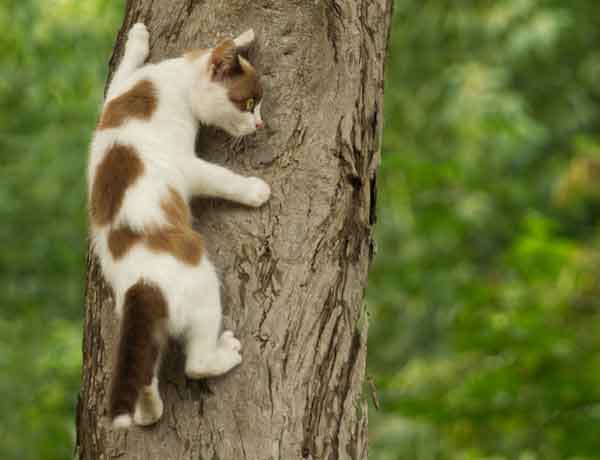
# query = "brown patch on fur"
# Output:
<box><xmin>146</xmin><ymin>228</ymin><xmax>204</xmax><ymax>266</ymax></box>
<box><xmin>90</xmin><ymin>144</ymin><xmax>144</xmax><ymax>226</ymax></box>
<box><xmin>225</xmin><ymin>57</ymin><xmax>263</xmax><ymax>112</ymax></box>
<box><xmin>210</xmin><ymin>40</ymin><xmax>262</xmax><ymax>111</ymax></box>
<box><xmin>161</xmin><ymin>187</ymin><xmax>191</xmax><ymax>226</ymax></box>
<box><xmin>109</xmin><ymin>280</ymin><xmax>168</xmax><ymax>420</ymax></box>
<box><xmin>97</xmin><ymin>79</ymin><xmax>157</xmax><ymax>130</ymax></box>
<box><xmin>184</xmin><ymin>48</ymin><xmax>210</xmax><ymax>61</ymax></box>
<box><xmin>211</xmin><ymin>39</ymin><xmax>239</xmax><ymax>78</ymax></box>
<box><xmin>147</xmin><ymin>188</ymin><xmax>203</xmax><ymax>265</ymax></box>
<box><xmin>108</xmin><ymin>226</ymin><xmax>142</xmax><ymax>259</ymax></box>
<box><xmin>107</xmin><ymin>188</ymin><xmax>203</xmax><ymax>265</ymax></box>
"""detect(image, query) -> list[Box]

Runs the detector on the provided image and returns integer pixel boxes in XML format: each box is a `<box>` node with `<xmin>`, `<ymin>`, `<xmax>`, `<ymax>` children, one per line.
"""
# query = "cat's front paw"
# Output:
<box><xmin>243</xmin><ymin>177</ymin><xmax>271</xmax><ymax>207</ymax></box>
<box><xmin>129</xmin><ymin>22</ymin><xmax>149</xmax><ymax>43</ymax></box>
<box><xmin>126</xmin><ymin>23</ymin><xmax>150</xmax><ymax>61</ymax></box>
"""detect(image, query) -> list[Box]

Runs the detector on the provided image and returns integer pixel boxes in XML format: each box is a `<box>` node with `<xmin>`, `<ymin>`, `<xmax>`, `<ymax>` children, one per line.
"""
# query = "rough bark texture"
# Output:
<box><xmin>76</xmin><ymin>1</ymin><xmax>392</xmax><ymax>459</ymax></box>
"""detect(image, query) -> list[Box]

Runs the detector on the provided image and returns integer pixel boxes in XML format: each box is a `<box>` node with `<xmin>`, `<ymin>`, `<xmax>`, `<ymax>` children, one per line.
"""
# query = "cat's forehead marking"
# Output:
<box><xmin>98</xmin><ymin>79</ymin><xmax>157</xmax><ymax>130</ymax></box>
<box><xmin>90</xmin><ymin>144</ymin><xmax>144</xmax><ymax>226</ymax></box>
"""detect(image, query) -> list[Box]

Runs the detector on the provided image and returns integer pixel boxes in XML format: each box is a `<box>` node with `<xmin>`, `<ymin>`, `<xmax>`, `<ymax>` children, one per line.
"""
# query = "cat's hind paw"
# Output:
<box><xmin>215</xmin><ymin>330</ymin><xmax>242</xmax><ymax>372</ymax></box>
<box><xmin>133</xmin><ymin>383</ymin><xmax>163</xmax><ymax>427</ymax></box>
<box><xmin>112</xmin><ymin>414</ymin><xmax>133</xmax><ymax>430</ymax></box>
<box><xmin>185</xmin><ymin>332</ymin><xmax>242</xmax><ymax>379</ymax></box>
<box><xmin>133</xmin><ymin>400</ymin><xmax>163</xmax><ymax>427</ymax></box>
<box><xmin>220</xmin><ymin>330</ymin><xmax>242</xmax><ymax>352</ymax></box>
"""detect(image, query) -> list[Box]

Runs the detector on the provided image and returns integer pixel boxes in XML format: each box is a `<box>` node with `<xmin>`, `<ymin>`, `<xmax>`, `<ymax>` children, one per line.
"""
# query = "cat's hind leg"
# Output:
<box><xmin>106</xmin><ymin>23</ymin><xmax>150</xmax><ymax>100</ymax></box>
<box><xmin>183</xmin><ymin>261</ymin><xmax>242</xmax><ymax>379</ymax></box>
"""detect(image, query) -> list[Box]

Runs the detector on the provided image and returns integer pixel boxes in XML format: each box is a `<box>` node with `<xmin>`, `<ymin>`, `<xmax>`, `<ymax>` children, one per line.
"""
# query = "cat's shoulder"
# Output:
<box><xmin>98</xmin><ymin>75</ymin><xmax>159</xmax><ymax>131</ymax></box>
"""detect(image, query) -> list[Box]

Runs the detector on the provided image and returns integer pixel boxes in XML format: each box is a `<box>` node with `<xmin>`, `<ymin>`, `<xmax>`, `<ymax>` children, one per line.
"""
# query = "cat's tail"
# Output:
<box><xmin>109</xmin><ymin>280</ymin><xmax>168</xmax><ymax>429</ymax></box>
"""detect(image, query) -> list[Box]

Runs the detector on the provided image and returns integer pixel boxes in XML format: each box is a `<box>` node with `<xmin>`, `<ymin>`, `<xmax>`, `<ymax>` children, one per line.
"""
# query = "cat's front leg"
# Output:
<box><xmin>182</xmin><ymin>157</ymin><xmax>271</xmax><ymax>207</ymax></box>
<box><xmin>106</xmin><ymin>23</ymin><xmax>150</xmax><ymax>99</ymax></box>
<box><xmin>124</xmin><ymin>23</ymin><xmax>150</xmax><ymax>66</ymax></box>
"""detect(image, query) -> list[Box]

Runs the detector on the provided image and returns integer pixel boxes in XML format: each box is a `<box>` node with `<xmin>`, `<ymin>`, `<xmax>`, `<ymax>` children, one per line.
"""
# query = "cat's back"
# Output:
<box><xmin>87</xmin><ymin>64</ymin><xmax>193</xmax><ymax>264</ymax></box>
<box><xmin>89</xmin><ymin>59</ymin><xmax>194</xmax><ymax>181</ymax></box>
<box><xmin>89</xmin><ymin>68</ymin><xmax>162</xmax><ymax>166</ymax></box>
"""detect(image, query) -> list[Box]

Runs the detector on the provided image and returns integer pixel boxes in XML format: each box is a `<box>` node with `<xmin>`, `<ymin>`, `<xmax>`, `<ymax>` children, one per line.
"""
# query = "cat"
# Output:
<box><xmin>87</xmin><ymin>23</ymin><xmax>270</xmax><ymax>429</ymax></box>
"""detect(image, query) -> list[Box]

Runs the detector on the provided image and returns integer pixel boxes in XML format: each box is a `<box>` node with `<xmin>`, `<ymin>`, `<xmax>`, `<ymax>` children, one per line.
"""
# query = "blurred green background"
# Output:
<box><xmin>2</xmin><ymin>0</ymin><xmax>600</xmax><ymax>459</ymax></box>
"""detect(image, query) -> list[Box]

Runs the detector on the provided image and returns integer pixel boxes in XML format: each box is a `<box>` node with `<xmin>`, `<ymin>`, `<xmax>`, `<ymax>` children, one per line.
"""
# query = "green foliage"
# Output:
<box><xmin>368</xmin><ymin>1</ymin><xmax>600</xmax><ymax>459</ymax></box>
<box><xmin>0</xmin><ymin>1</ymin><xmax>120</xmax><ymax>458</ymax></box>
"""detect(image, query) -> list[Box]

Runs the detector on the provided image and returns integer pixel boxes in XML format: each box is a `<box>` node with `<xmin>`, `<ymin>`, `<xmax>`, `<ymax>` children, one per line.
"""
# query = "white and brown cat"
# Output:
<box><xmin>88</xmin><ymin>23</ymin><xmax>269</xmax><ymax>429</ymax></box>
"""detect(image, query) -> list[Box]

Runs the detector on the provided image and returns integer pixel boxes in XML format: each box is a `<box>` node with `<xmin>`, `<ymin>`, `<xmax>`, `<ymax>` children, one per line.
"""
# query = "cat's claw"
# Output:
<box><xmin>244</xmin><ymin>177</ymin><xmax>271</xmax><ymax>207</ymax></box>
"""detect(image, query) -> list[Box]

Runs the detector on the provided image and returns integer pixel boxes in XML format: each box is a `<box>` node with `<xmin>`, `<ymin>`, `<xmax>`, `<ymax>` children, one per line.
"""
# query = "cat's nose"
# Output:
<box><xmin>255</xmin><ymin>120</ymin><xmax>264</xmax><ymax>129</ymax></box>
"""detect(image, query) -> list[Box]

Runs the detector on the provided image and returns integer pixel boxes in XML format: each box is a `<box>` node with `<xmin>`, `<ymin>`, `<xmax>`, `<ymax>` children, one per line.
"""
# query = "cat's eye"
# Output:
<box><xmin>245</xmin><ymin>98</ymin><xmax>255</xmax><ymax>112</ymax></box>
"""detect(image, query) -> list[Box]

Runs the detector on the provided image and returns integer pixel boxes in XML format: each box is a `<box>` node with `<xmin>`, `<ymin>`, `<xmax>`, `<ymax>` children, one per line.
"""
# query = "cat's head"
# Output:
<box><xmin>188</xmin><ymin>30</ymin><xmax>264</xmax><ymax>137</ymax></box>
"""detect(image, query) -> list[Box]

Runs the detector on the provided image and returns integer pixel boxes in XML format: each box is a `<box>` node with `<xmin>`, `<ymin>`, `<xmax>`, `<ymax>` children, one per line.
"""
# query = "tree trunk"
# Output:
<box><xmin>76</xmin><ymin>0</ymin><xmax>392</xmax><ymax>459</ymax></box>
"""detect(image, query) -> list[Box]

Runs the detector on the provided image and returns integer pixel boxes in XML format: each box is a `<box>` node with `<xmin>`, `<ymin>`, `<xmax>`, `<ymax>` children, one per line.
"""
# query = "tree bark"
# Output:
<box><xmin>76</xmin><ymin>0</ymin><xmax>392</xmax><ymax>459</ymax></box>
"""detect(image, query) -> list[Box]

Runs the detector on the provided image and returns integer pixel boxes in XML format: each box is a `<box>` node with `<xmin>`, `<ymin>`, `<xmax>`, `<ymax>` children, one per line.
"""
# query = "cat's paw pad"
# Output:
<box><xmin>219</xmin><ymin>330</ymin><xmax>242</xmax><ymax>352</ymax></box>
<box><xmin>244</xmin><ymin>177</ymin><xmax>271</xmax><ymax>207</ymax></box>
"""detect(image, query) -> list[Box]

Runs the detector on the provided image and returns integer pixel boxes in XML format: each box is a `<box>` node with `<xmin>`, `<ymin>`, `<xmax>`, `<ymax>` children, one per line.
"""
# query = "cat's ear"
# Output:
<box><xmin>210</xmin><ymin>39</ymin><xmax>240</xmax><ymax>80</ymax></box>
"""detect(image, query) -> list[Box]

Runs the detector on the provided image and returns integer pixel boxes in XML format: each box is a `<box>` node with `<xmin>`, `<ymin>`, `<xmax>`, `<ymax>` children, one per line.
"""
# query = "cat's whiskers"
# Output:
<box><xmin>229</xmin><ymin>134</ymin><xmax>245</xmax><ymax>153</ymax></box>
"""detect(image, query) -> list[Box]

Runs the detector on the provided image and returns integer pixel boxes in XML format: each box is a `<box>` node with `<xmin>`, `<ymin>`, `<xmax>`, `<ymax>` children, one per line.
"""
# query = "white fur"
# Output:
<box><xmin>90</xmin><ymin>24</ymin><xmax>268</xmax><ymax>428</ymax></box>
<box><xmin>112</xmin><ymin>414</ymin><xmax>133</xmax><ymax>430</ymax></box>
<box><xmin>133</xmin><ymin>377</ymin><xmax>164</xmax><ymax>426</ymax></box>
<box><xmin>233</xmin><ymin>29</ymin><xmax>255</xmax><ymax>49</ymax></box>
